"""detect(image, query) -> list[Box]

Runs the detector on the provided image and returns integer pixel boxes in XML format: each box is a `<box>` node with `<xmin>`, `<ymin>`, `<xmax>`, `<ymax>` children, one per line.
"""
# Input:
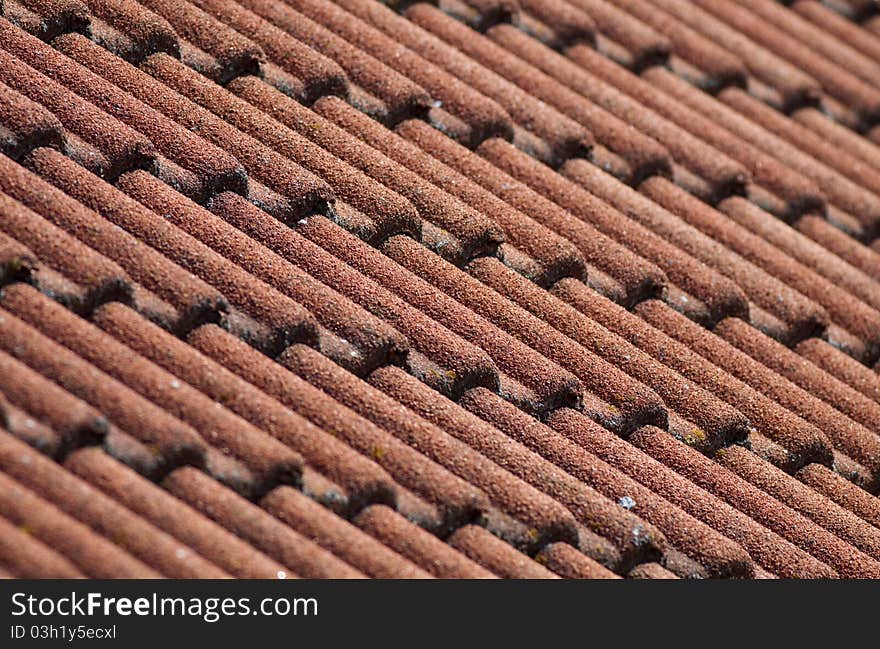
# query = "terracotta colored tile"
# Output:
<box><xmin>719</xmin><ymin>194</ymin><xmax>880</xmax><ymax>314</ymax></box>
<box><xmin>613</xmin><ymin>0</ymin><xmax>746</xmax><ymax>90</ymax></box>
<box><xmin>0</xmin><ymin>48</ymin><xmax>155</xmax><ymax>180</ymax></box>
<box><xmin>553</xmin><ymin>280</ymin><xmax>832</xmax><ymax>473</ymax></box>
<box><xmin>316</xmin><ymin>114</ymin><xmax>584</xmax><ymax>285</ymax></box>
<box><xmin>627</xmin><ymin>563</ymin><xmax>679</xmax><ymax>580</ymax></box>
<box><xmin>565</xmin><ymin>0</ymin><xmax>669</xmax><ymax>71</ymax></box>
<box><xmin>723</xmin><ymin>89</ymin><xmax>880</xmax><ymax>228</ymax></box>
<box><xmin>824</xmin><ymin>0</ymin><xmax>878</xmax><ymax>20</ymax></box>
<box><xmin>94</xmin><ymin>301</ymin><xmax>397</xmax><ymax>512</ymax></box>
<box><xmin>461</xmin><ymin>388</ymin><xmax>764</xmax><ymax>577</ymax></box>
<box><xmin>479</xmin><ymin>138</ymin><xmax>747</xmax><ymax>325</ymax></box>
<box><xmin>187</xmin><ymin>324</ymin><xmax>488</xmax><ymax>533</ymax></box>
<box><xmin>535</xmin><ymin>543</ymin><xmax>618</xmax><ymax>579</ymax></box>
<box><xmin>6</xmin><ymin>25</ymin><xmax>245</xmax><ymax>200</ymax></box>
<box><xmin>79</xmin><ymin>0</ymin><xmax>179</xmax><ymax>63</ymax></box>
<box><xmin>261</xmin><ymin>487</ymin><xmax>430</xmax><ymax>579</ymax></box>
<box><xmin>437</xmin><ymin>0</ymin><xmax>517</xmax><ymax>30</ymax></box>
<box><xmin>717</xmin><ymin>317</ymin><xmax>880</xmax><ymax>437</ymax></box>
<box><xmin>353</xmin><ymin>504</ymin><xmax>495</xmax><ymax>578</ymax></box>
<box><xmin>515</xmin><ymin>0</ymin><xmax>596</xmax><ymax>49</ymax></box>
<box><xmin>188</xmin><ymin>0</ymin><xmax>346</xmax><ymax>104</ymax></box>
<box><xmin>162</xmin><ymin>467</ymin><xmax>362</xmax><ymax>578</ymax></box>
<box><xmin>637</xmin><ymin>300</ymin><xmax>837</xmax><ymax>468</ymax></box>
<box><xmin>3</xmin><ymin>283</ymin><xmax>304</xmax><ymax>497</ymax></box>
<box><xmin>94</xmin><ymin>424</ymin><xmax>168</xmax><ymax>481</ymax></box>
<box><xmin>247</xmin><ymin>86</ymin><xmax>573</xmax><ymax>281</ymax></box>
<box><xmin>528</xmin><ymin>409</ymin><xmax>753</xmax><ymax>577</ymax></box>
<box><xmin>469</xmin><ymin>257</ymin><xmax>748</xmax><ymax>450</ymax></box>
<box><xmin>447</xmin><ymin>525</ymin><xmax>558</xmax><ymax>579</ymax></box>
<box><xmin>402</xmin><ymin>11</ymin><xmax>671</xmax><ymax>183</ymax></box>
<box><xmin>716</xmin><ymin>198</ymin><xmax>880</xmax><ymax>356</ymax></box>
<box><xmin>235</xmin><ymin>0</ymin><xmax>429</xmax><ymax>124</ymax></box>
<box><xmin>66</xmin><ymin>447</ymin><xmax>286</xmax><ymax>578</ymax></box>
<box><xmin>659</xmin><ymin>548</ymin><xmax>711</xmax><ymax>579</ymax></box>
<box><xmin>288</xmin><ymin>94</ymin><xmax>502</xmax><ymax>262</ymax></box>
<box><xmin>0</xmin><ymin>430</ymin><xmax>229</xmax><ymax>578</ymax></box>
<box><xmin>1</xmin><ymin>397</ymin><xmax>63</xmax><ymax>457</ymax></box>
<box><xmin>137</xmin><ymin>0</ymin><xmax>263</xmax><ymax>83</ymax></box>
<box><xmin>395</xmin><ymin>119</ymin><xmax>664</xmax><ymax>303</ymax></box>
<box><xmin>640</xmin><ymin>178</ymin><xmax>834</xmax><ymax>343</ymax></box>
<box><xmin>296</xmin><ymin>216</ymin><xmax>579</xmax><ymax>415</ymax></box>
<box><xmin>35</xmin><ymin>152</ymin><xmax>323</xmax><ymax>349</ymax></box>
<box><xmin>371</xmin><ymin>366</ymin><xmax>664</xmax><ymax>563</ymax></box>
<box><xmin>694</xmin><ymin>0</ymin><xmax>880</xmax><ymax>122</ymax></box>
<box><xmin>491</xmin><ymin>26</ymin><xmax>748</xmax><ymax>201</ymax></box>
<box><xmin>716</xmin><ymin>446</ymin><xmax>880</xmax><ymax>561</ymax></box>
<box><xmin>585</xmin><ymin>50</ymin><xmax>819</xmax><ymax>217</ymax></box>
<box><xmin>0</xmin><ymin>81</ymin><xmax>64</xmax><ymax>161</ymax></box>
<box><xmin>831</xmin><ymin>449</ymin><xmax>878</xmax><ymax>493</ymax></box>
<box><xmin>797</xmin><ymin>463</ymin><xmax>880</xmax><ymax>528</ymax></box>
<box><xmin>382</xmin><ymin>235</ymin><xmax>666</xmax><ymax>432</ymax></box>
<box><xmin>568</xmin><ymin>530</ymin><xmax>629</xmax><ymax>575</ymax></box>
<box><xmin>0</xmin><ymin>510</ymin><xmax>85</xmax><ymax>578</ymax></box>
<box><xmin>796</xmin><ymin>337</ymin><xmax>880</xmax><ymax>406</ymax></box>
<box><xmin>280</xmin><ymin>344</ymin><xmax>577</xmax><ymax>551</ymax></box>
<box><xmin>631</xmin><ymin>426</ymin><xmax>880</xmax><ymax>578</ymax></box>
<box><xmin>631</xmin><ymin>67</ymin><xmax>827</xmax><ymax>218</ymax></box>
<box><xmin>146</xmin><ymin>65</ymin><xmax>421</xmax><ymax>244</ymax></box>
<box><xmin>0</xmin><ymin>347</ymin><xmax>107</xmax><ymax>452</ymax></box>
<box><xmin>354</xmin><ymin>1</ymin><xmax>592</xmax><ymax>165</ymax></box>
<box><xmin>646</xmin><ymin>0</ymin><xmax>820</xmax><ymax>110</ymax></box>
<box><xmin>2</xmin><ymin>0</ymin><xmax>89</xmax><ymax>39</ymax></box>
<box><xmin>796</xmin><ymin>106</ymin><xmax>880</xmax><ymax>176</ymax></box>
<box><xmin>567</xmin><ymin>161</ymin><xmax>766</xmax><ymax>326</ymax></box>
<box><xmin>286</xmin><ymin>0</ymin><xmax>513</xmax><ymax>146</ymax></box>
<box><xmin>3</xmin><ymin>0</ymin><xmax>880</xmax><ymax>582</ymax></box>
<box><xmin>0</xmin><ymin>192</ymin><xmax>132</xmax><ymax>313</ymax></box>
<box><xmin>0</xmin><ymin>304</ymin><xmax>205</xmax><ymax>470</ymax></box>
<box><xmin>742</xmin><ymin>0</ymin><xmax>880</xmax><ymax>90</ymax></box>
<box><xmin>652</xmin><ymin>73</ymin><xmax>880</xmax><ymax>234</ymax></box>
<box><xmin>208</xmin><ymin>192</ymin><xmax>497</xmax><ymax>398</ymax></box>
<box><xmin>794</xmin><ymin>214</ymin><xmax>880</xmax><ymax>283</ymax></box>
<box><xmin>118</xmin><ymin>171</ymin><xmax>404</xmax><ymax>371</ymax></box>
<box><xmin>50</xmin><ymin>38</ymin><xmax>330</xmax><ymax>218</ymax></box>
<box><xmin>0</xmin><ymin>470</ymin><xmax>159</xmax><ymax>578</ymax></box>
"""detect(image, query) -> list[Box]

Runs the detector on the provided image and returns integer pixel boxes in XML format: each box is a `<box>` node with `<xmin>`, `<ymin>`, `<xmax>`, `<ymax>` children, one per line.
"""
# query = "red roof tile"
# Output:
<box><xmin>0</xmin><ymin>304</ymin><xmax>206</xmax><ymax>469</ymax></box>
<box><xmin>3</xmin><ymin>0</ymin><xmax>880</xmax><ymax>580</ymax></box>
<box><xmin>186</xmin><ymin>324</ymin><xmax>487</xmax><ymax>534</ymax></box>
<box><xmin>162</xmin><ymin>466</ymin><xmax>361</xmax><ymax>578</ymax></box>
<box><xmin>0</xmin><ymin>510</ymin><xmax>85</xmax><ymax>579</ymax></box>
<box><xmin>66</xmin><ymin>447</ymin><xmax>286</xmax><ymax>578</ymax></box>
<box><xmin>631</xmin><ymin>426</ymin><xmax>880</xmax><ymax>578</ymax></box>
<box><xmin>3</xmin><ymin>0</ymin><xmax>89</xmax><ymax>40</ymax></box>
<box><xmin>566</xmin><ymin>0</ymin><xmax>670</xmax><ymax>71</ymax></box>
<box><xmin>0</xmin><ymin>469</ymin><xmax>160</xmax><ymax>578</ymax></box>
<box><xmin>447</xmin><ymin>525</ymin><xmax>559</xmax><ymax>579</ymax></box>
<box><xmin>3</xmin><ymin>284</ymin><xmax>306</xmax><ymax>496</ymax></box>
<box><xmin>357</xmin><ymin>1</ymin><xmax>592</xmax><ymax>165</ymax></box>
<box><xmin>137</xmin><ymin>0</ymin><xmax>263</xmax><ymax>84</ymax></box>
<box><xmin>353</xmin><ymin>504</ymin><xmax>495</xmax><ymax>578</ymax></box>
<box><xmin>80</xmin><ymin>0</ymin><xmax>179</xmax><ymax>64</ymax></box>
<box><xmin>93</xmin><ymin>301</ymin><xmax>395</xmax><ymax>511</ymax></box>
<box><xmin>262</xmin><ymin>486</ymin><xmax>430</xmax><ymax>579</ymax></box>
<box><xmin>0</xmin><ymin>430</ymin><xmax>229</xmax><ymax>577</ymax></box>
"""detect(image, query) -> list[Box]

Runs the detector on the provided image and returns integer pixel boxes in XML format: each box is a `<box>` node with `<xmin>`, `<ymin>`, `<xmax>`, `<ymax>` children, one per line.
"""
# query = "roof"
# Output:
<box><xmin>1</xmin><ymin>0</ymin><xmax>880</xmax><ymax>579</ymax></box>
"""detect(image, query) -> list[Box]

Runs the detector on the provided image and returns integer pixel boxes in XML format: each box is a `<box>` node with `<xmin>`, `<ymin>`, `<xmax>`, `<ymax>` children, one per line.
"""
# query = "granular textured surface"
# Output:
<box><xmin>2</xmin><ymin>0</ymin><xmax>880</xmax><ymax>579</ymax></box>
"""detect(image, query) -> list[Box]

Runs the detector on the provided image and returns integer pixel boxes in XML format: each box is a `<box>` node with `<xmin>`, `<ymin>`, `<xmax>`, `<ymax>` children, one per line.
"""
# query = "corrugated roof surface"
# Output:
<box><xmin>2</xmin><ymin>0</ymin><xmax>880</xmax><ymax>579</ymax></box>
